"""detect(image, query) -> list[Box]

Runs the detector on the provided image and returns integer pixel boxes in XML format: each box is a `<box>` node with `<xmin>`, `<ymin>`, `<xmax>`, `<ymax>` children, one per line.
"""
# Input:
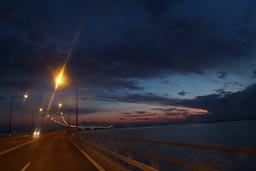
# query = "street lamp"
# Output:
<box><xmin>54</xmin><ymin>72</ymin><xmax>79</xmax><ymax>135</ymax></box>
<box><xmin>32</xmin><ymin>107</ymin><xmax>43</xmax><ymax>133</ymax></box>
<box><xmin>9</xmin><ymin>93</ymin><xmax>28</xmax><ymax>135</ymax></box>
<box><xmin>58</xmin><ymin>103</ymin><xmax>62</xmax><ymax>108</ymax></box>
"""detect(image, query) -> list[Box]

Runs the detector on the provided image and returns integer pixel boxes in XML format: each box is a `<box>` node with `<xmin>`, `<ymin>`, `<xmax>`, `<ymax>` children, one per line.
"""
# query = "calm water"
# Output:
<box><xmin>94</xmin><ymin>120</ymin><xmax>256</xmax><ymax>171</ymax></box>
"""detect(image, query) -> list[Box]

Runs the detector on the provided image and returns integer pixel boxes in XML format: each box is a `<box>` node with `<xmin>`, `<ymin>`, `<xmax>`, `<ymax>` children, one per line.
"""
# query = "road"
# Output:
<box><xmin>0</xmin><ymin>131</ymin><xmax>99</xmax><ymax>171</ymax></box>
<box><xmin>0</xmin><ymin>135</ymin><xmax>32</xmax><ymax>152</ymax></box>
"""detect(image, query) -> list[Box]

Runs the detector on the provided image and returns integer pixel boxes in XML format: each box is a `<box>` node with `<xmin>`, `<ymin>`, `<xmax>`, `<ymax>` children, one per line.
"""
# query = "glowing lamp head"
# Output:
<box><xmin>55</xmin><ymin>70</ymin><xmax>65</xmax><ymax>90</ymax></box>
<box><xmin>58</xmin><ymin>103</ymin><xmax>62</xmax><ymax>108</ymax></box>
<box><xmin>55</xmin><ymin>75</ymin><xmax>62</xmax><ymax>85</ymax></box>
<box><xmin>39</xmin><ymin>108</ymin><xmax>43</xmax><ymax>112</ymax></box>
<box><xmin>24</xmin><ymin>94</ymin><xmax>28</xmax><ymax>99</ymax></box>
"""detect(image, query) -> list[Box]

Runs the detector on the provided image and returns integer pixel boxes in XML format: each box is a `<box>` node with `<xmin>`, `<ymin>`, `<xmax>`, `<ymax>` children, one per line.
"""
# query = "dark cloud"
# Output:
<box><xmin>0</xmin><ymin>6</ymin><xmax>31</xmax><ymax>29</ymax></box>
<box><xmin>27</xmin><ymin>32</ymin><xmax>47</xmax><ymax>44</ymax></box>
<box><xmin>0</xmin><ymin>79</ymin><xmax>33</xmax><ymax>91</ymax></box>
<box><xmin>215</xmin><ymin>88</ymin><xmax>233</xmax><ymax>96</ymax></box>
<box><xmin>215</xmin><ymin>88</ymin><xmax>225</xmax><ymax>94</ymax></box>
<box><xmin>0</xmin><ymin>36</ymin><xmax>143</xmax><ymax>91</ymax></box>
<box><xmin>108</xmin><ymin>83</ymin><xmax>256</xmax><ymax>122</ymax></box>
<box><xmin>177</xmin><ymin>91</ymin><xmax>191</xmax><ymax>96</ymax></box>
<box><xmin>162</xmin><ymin>80</ymin><xmax>169</xmax><ymax>84</ymax></box>
<box><xmin>113</xmin><ymin>94</ymin><xmax>178</xmax><ymax>105</ymax></box>
<box><xmin>123</xmin><ymin>113</ymin><xmax>157</xmax><ymax>118</ymax></box>
<box><xmin>145</xmin><ymin>93</ymin><xmax>155</xmax><ymax>96</ymax></box>
<box><xmin>135</xmin><ymin>111</ymin><xmax>146</xmax><ymax>114</ymax></box>
<box><xmin>0</xmin><ymin>0</ymin><xmax>256</xmax><ymax>125</ymax></box>
<box><xmin>177</xmin><ymin>84</ymin><xmax>256</xmax><ymax>121</ymax></box>
<box><xmin>223</xmin><ymin>81</ymin><xmax>246</xmax><ymax>89</ymax></box>
<box><xmin>0</xmin><ymin>37</ymin><xmax>63</xmax><ymax>76</ymax></box>
<box><xmin>253</xmin><ymin>68</ymin><xmax>256</xmax><ymax>76</ymax></box>
<box><xmin>121</xmin><ymin>112</ymin><xmax>132</xmax><ymax>115</ymax></box>
<box><xmin>78</xmin><ymin>76</ymin><xmax>143</xmax><ymax>90</ymax></box>
<box><xmin>0</xmin><ymin>96</ymin><xmax>7</xmax><ymax>100</ymax></box>
<box><xmin>70</xmin><ymin>14</ymin><xmax>255</xmax><ymax>79</ymax></box>
<box><xmin>217</xmin><ymin>71</ymin><xmax>227</xmax><ymax>79</ymax></box>
<box><xmin>1</xmin><ymin>0</ymin><xmax>256</xmax><ymax>91</ymax></box>
<box><xmin>178</xmin><ymin>91</ymin><xmax>186</xmax><ymax>96</ymax></box>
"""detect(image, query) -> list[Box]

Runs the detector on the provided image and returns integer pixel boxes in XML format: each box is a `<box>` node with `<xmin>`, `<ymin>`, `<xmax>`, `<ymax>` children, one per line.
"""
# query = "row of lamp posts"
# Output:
<box><xmin>8</xmin><ymin>76</ymin><xmax>79</xmax><ymax>136</ymax></box>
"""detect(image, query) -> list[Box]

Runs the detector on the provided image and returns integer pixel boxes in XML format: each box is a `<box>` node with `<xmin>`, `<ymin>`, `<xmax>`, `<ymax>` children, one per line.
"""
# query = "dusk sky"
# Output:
<box><xmin>1</xmin><ymin>0</ymin><xmax>256</xmax><ymax>128</ymax></box>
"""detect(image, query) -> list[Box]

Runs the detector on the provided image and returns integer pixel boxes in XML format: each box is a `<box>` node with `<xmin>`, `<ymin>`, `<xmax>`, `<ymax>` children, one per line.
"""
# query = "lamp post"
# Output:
<box><xmin>67</xmin><ymin>81</ymin><xmax>78</xmax><ymax>134</ymax></box>
<box><xmin>8</xmin><ymin>94</ymin><xmax>28</xmax><ymax>135</ymax></box>
<box><xmin>59</xmin><ymin>104</ymin><xmax>69</xmax><ymax>132</ymax></box>
<box><xmin>67</xmin><ymin>80</ymin><xmax>78</xmax><ymax>134</ymax></box>
<box><xmin>72</xmin><ymin>80</ymin><xmax>79</xmax><ymax>135</ymax></box>
<box><xmin>32</xmin><ymin>108</ymin><xmax>43</xmax><ymax>133</ymax></box>
<box><xmin>54</xmin><ymin>74</ymin><xmax>79</xmax><ymax>135</ymax></box>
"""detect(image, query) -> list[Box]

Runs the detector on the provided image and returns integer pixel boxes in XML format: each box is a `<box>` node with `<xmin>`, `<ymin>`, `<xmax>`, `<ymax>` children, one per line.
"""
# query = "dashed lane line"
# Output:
<box><xmin>20</xmin><ymin>162</ymin><xmax>31</xmax><ymax>171</ymax></box>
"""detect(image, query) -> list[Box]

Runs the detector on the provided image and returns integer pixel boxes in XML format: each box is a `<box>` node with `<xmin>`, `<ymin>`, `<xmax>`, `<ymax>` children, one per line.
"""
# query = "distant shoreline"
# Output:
<box><xmin>109</xmin><ymin>119</ymin><xmax>256</xmax><ymax>129</ymax></box>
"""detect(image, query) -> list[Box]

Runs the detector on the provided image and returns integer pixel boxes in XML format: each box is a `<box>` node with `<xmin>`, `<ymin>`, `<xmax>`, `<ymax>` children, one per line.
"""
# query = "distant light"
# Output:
<box><xmin>39</xmin><ymin>108</ymin><xmax>43</xmax><ymax>112</ymax></box>
<box><xmin>58</xmin><ymin>103</ymin><xmax>62</xmax><ymax>108</ymax></box>
<box><xmin>47</xmin><ymin>114</ymin><xmax>50</xmax><ymax>117</ymax></box>
<box><xmin>60</xmin><ymin>112</ymin><xmax>63</xmax><ymax>115</ymax></box>
<box><xmin>24</xmin><ymin>94</ymin><xmax>28</xmax><ymax>99</ymax></box>
<box><xmin>51</xmin><ymin>118</ymin><xmax>53</xmax><ymax>120</ymax></box>
<box><xmin>33</xmin><ymin>131</ymin><xmax>40</xmax><ymax>137</ymax></box>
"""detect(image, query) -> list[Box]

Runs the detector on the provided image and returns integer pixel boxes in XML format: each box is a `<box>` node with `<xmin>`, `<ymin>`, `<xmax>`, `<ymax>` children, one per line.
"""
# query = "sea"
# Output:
<box><xmin>89</xmin><ymin>120</ymin><xmax>256</xmax><ymax>171</ymax></box>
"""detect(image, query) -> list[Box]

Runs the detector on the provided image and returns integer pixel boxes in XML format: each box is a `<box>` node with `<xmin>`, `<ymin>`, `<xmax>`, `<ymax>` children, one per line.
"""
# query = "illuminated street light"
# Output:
<box><xmin>58</xmin><ymin>103</ymin><xmax>62</xmax><ymax>108</ymax></box>
<box><xmin>53</xmin><ymin>71</ymin><xmax>79</xmax><ymax>135</ymax></box>
<box><xmin>54</xmin><ymin>70</ymin><xmax>65</xmax><ymax>90</ymax></box>
<box><xmin>32</xmin><ymin>107</ymin><xmax>43</xmax><ymax>133</ymax></box>
<box><xmin>24</xmin><ymin>94</ymin><xmax>28</xmax><ymax>99</ymax></box>
<box><xmin>9</xmin><ymin>93</ymin><xmax>29</xmax><ymax>135</ymax></box>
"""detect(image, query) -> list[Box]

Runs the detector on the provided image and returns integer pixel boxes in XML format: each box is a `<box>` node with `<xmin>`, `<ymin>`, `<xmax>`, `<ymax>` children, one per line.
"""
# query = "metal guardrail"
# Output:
<box><xmin>76</xmin><ymin>131</ymin><xmax>256</xmax><ymax>171</ymax></box>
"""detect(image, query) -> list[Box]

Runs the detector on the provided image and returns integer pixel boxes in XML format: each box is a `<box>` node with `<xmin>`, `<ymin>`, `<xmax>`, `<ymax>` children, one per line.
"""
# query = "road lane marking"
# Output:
<box><xmin>0</xmin><ymin>140</ymin><xmax>34</xmax><ymax>156</ymax></box>
<box><xmin>69</xmin><ymin>138</ymin><xmax>106</xmax><ymax>171</ymax></box>
<box><xmin>20</xmin><ymin>162</ymin><xmax>31</xmax><ymax>171</ymax></box>
<box><xmin>0</xmin><ymin>135</ymin><xmax>30</xmax><ymax>142</ymax></box>
<box><xmin>0</xmin><ymin>132</ymin><xmax>58</xmax><ymax>156</ymax></box>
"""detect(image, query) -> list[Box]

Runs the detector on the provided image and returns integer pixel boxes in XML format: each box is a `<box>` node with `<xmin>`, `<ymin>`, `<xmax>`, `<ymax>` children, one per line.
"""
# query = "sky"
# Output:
<box><xmin>0</xmin><ymin>0</ymin><xmax>256</xmax><ymax>129</ymax></box>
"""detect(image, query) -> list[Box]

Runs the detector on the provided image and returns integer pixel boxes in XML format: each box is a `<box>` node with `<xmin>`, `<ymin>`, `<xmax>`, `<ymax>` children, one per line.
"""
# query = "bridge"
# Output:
<box><xmin>0</xmin><ymin>130</ymin><xmax>256</xmax><ymax>171</ymax></box>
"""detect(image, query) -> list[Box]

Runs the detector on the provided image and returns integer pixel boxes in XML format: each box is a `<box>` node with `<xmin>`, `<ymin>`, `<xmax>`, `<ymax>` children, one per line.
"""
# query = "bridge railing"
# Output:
<box><xmin>77</xmin><ymin>131</ymin><xmax>256</xmax><ymax>171</ymax></box>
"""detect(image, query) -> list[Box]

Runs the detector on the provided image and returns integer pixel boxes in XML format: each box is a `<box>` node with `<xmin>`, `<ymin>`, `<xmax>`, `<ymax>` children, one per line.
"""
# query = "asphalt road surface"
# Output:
<box><xmin>0</xmin><ymin>131</ymin><xmax>99</xmax><ymax>171</ymax></box>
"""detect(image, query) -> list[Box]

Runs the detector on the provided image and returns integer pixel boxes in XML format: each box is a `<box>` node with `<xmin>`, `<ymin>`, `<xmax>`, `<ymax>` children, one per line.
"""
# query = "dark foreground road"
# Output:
<box><xmin>0</xmin><ymin>131</ymin><xmax>98</xmax><ymax>171</ymax></box>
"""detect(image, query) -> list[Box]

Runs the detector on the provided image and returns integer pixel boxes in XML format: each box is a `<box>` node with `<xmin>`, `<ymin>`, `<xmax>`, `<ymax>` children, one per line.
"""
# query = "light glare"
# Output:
<box><xmin>24</xmin><ymin>94</ymin><xmax>28</xmax><ymax>99</ymax></box>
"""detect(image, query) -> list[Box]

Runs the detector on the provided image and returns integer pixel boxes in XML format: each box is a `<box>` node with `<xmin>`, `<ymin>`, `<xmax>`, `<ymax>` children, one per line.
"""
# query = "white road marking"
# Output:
<box><xmin>69</xmin><ymin>138</ymin><xmax>106</xmax><ymax>171</ymax></box>
<box><xmin>20</xmin><ymin>162</ymin><xmax>31</xmax><ymax>171</ymax></box>
<box><xmin>0</xmin><ymin>140</ymin><xmax>34</xmax><ymax>156</ymax></box>
<box><xmin>0</xmin><ymin>132</ymin><xmax>58</xmax><ymax>156</ymax></box>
